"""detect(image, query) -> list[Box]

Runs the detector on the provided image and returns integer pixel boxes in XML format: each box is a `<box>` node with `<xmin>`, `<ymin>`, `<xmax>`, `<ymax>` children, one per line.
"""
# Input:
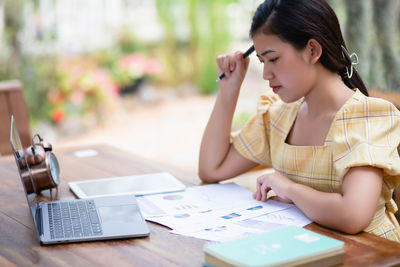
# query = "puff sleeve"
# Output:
<box><xmin>333</xmin><ymin>95</ymin><xmax>400</xmax><ymax>190</ymax></box>
<box><xmin>231</xmin><ymin>92</ymin><xmax>280</xmax><ymax>166</ymax></box>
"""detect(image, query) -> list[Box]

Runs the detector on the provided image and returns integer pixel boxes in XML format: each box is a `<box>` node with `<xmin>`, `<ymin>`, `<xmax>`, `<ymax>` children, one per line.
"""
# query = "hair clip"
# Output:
<box><xmin>341</xmin><ymin>45</ymin><xmax>359</xmax><ymax>79</ymax></box>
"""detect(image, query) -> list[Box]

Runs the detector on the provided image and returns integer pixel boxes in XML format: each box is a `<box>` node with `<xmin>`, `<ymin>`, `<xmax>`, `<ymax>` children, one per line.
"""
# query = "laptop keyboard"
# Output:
<box><xmin>48</xmin><ymin>200</ymin><xmax>103</xmax><ymax>239</ymax></box>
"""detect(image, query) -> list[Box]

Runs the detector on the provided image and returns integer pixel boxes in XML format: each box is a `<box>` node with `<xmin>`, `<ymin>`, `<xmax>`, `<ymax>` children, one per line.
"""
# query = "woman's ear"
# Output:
<box><xmin>307</xmin><ymin>38</ymin><xmax>322</xmax><ymax>64</ymax></box>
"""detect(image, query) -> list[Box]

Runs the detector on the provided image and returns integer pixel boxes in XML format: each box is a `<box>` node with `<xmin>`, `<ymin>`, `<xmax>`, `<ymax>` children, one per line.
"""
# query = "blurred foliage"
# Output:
<box><xmin>1</xmin><ymin>0</ymin><xmax>24</xmax><ymax>79</ymax></box>
<box><xmin>112</xmin><ymin>52</ymin><xmax>163</xmax><ymax>89</ymax></box>
<box><xmin>91</xmin><ymin>30</ymin><xmax>162</xmax><ymax>91</ymax></box>
<box><xmin>155</xmin><ymin>0</ymin><xmax>237</xmax><ymax>94</ymax></box>
<box><xmin>232</xmin><ymin>111</ymin><xmax>253</xmax><ymax>131</ymax></box>
<box><xmin>1</xmin><ymin>0</ymin><xmax>237</xmax><ymax>126</ymax></box>
<box><xmin>116</xmin><ymin>27</ymin><xmax>147</xmax><ymax>55</ymax></box>
<box><xmin>0</xmin><ymin>2</ymin><xmax>162</xmax><ymax>125</ymax></box>
<box><xmin>2</xmin><ymin>0</ymin><xmax>399</xmax><ymax>128</ymax></box>
<box><xmin>48</xmin><ymin>57</ymin><xmax>119</xmax><ymax>123</ymax></box>
<box><xmin>0</xmin><ymin>0</ymin><xmax>54</xmax><ymax>124</ymax></box>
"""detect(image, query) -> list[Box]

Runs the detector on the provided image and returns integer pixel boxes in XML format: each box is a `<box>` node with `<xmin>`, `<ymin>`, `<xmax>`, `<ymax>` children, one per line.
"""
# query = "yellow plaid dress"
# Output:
<box><xmin>232</xmin><ymin>89</ymin><xmax>400</xmax><ymax>242</ymax></box>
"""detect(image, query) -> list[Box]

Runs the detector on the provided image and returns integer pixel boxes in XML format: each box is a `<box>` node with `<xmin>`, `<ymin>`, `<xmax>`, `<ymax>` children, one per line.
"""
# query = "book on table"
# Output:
<box><xmin>203</xmin><ymin>225</ymin><xmax>345</xmax><ymax>267</ymax></box>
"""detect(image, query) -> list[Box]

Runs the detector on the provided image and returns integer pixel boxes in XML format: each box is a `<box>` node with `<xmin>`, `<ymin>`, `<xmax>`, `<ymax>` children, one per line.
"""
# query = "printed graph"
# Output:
<box><xmin>163</xmin><ymin>195</ymin><xmax>184</xmax><ymax>200</ymax></box>
<box><xmin>174</xmin><ymin>213</ymin><xmax>190</xmax><ymax>219</ymax></box>
<box><xmin>204</xmin><ymin>226</ymin><xmax>228</xmax><ymax>232</ymax></box>
<box><xmin>247</xmin><ymin>205</ymin><xmax>263</xmax><ymax>211</ymax></box>
<box><xmin>221</xmin><ymin>213</ymin><xmax>242</xmax><ymax>219</ymax></box>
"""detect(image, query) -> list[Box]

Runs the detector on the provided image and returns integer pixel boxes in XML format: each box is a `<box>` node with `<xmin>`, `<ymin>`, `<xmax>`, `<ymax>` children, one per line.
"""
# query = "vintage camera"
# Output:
<box><xmin>22</xmin><ymin>134</ymin><xmax>60</xmax><ymax>194</ymax></box>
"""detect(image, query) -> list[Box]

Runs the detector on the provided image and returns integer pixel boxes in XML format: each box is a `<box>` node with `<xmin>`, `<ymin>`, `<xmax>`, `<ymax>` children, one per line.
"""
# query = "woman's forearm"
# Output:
<box><xmin>287</xmin><ymin>182</ymin><xmax>374</xmax><ymax>234</ymax></box>
<box><xmin>199</xmin><ymin>52</ymin><xmax>251</xmax><ymax>182</ymax></box>
<box><xmin>287</xmin><ymin>167</ymin><xmax>382</xmax><ymax>234</ymax></box>
<box><xmin>198</xmin><ymin>87</ymin><xmax>240</xmax><ymax>181</ymax></box>
<box><xmin>288</xmin><ymin>184</ymin><xmax>352</xmax><ymax>231</ymax></box>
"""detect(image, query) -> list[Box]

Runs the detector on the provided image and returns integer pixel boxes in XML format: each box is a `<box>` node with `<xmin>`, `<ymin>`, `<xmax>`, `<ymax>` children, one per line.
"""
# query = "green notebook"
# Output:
<box><xmin>203</xmin><ymin>225</ymin><xmax>345</xmax><ymax>267</ymax></box>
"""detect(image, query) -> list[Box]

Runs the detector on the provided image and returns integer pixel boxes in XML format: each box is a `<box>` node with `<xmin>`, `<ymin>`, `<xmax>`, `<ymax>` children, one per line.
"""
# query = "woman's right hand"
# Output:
<box><xmin>216</xmin><ymin>51</ymin><xmax>250</xmax><ymax>91</ymax></box>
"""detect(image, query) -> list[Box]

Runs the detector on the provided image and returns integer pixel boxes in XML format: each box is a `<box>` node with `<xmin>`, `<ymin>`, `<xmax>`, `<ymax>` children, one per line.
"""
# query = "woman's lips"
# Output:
<box><xmin>271</xmin><ymin>85</ymin><xmax>281</xmax><ymax>94</ymax></box>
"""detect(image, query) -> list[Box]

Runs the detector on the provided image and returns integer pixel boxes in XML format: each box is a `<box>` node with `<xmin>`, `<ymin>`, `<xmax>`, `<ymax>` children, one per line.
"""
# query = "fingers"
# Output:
<box><xmin>253</xmin><ymin>177</ymin><xmax>270</xmax><ymax>202</ymax></box>
<box><xmin>253</xmin><ymin>179</ymin><xmax>262</xmax><ymax>200</ymax></box>
<box><xmin>234</xmin><ymin>51</ymin><xmax>243</xmax><ymax>61</ymax></box>
<box><xmin>216</xmin><ymin>54</ymin><xmax>236</xmax><ymax>78</ymax></box>
<box><xmin>253</xmin><ymin>176</ymin><xmax>262</xmax><ymax>200</ymax></box>
<box><xmin>216</xmin><ymin>51</ymin><xmax>246</xmax><ymax>78</ymax></box>
<box><xmin>260</xmin><ymin>182</ymin><xmax>269</xmax><ymax>202</ymax></box>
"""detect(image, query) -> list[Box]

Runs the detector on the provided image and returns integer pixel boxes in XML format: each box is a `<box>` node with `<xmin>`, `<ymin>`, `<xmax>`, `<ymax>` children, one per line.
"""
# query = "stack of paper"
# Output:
<box><xmin>137</xmin><ymin>182</ymin><xmax>312</xmax><ymax>242</ymax></box>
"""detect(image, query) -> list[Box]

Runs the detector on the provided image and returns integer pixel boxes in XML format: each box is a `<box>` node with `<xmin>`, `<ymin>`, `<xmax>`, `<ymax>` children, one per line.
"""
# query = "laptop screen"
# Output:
<box><xmin>10</xmin><ymin>116</ymin><xmax>38</xmax><ymax>206</ymax></box>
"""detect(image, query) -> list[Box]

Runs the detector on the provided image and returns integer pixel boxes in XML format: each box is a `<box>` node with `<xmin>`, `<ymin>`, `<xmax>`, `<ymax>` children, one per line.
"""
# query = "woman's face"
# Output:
<box><xmin>252</xmin><ymin>33</ymin><xmax>317</xmax><ymax>103</ymax></box>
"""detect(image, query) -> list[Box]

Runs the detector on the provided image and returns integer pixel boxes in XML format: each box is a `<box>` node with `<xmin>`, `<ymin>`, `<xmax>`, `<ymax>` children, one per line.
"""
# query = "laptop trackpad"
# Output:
<box><xmin>98</xmin><ymin>205</ymin><xmax>141</xmax><ymax>224</ymax></box>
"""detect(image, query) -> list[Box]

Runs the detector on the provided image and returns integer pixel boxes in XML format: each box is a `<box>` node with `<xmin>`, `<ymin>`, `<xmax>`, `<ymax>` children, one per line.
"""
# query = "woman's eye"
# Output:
<box><xmin>269</xmin><ymin>57</ymin><xmax>279</xmax><ymax>63</ymax></box>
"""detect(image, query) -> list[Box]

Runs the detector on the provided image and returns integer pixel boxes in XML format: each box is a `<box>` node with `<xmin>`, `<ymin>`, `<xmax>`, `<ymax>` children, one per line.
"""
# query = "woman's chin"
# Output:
<box><xmin>279</xmin><ymin>93</ymin><xmax>302</xmax><ymax>104</ymax></box>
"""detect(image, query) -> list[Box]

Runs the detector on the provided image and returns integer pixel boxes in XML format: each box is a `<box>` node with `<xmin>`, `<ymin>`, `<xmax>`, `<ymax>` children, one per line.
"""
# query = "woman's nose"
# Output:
<box><xmin>263</xmin><ymin>65</ymin><xmax>274</xmax><ymax>80</ymax></box>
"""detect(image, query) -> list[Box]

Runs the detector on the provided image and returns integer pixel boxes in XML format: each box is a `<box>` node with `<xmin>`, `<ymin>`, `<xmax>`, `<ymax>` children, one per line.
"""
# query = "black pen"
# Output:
<box><xmin>216</xmin><ymin>45</ymin><xmax>255</xmax><ymax>82</ymax></box>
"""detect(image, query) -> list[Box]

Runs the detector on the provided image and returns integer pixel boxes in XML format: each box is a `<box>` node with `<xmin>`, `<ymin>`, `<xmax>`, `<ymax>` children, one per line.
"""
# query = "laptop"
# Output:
<box><xmin>9</xmin><ymin>116</ymin><xmax>149</xmax><ymax>245</ymax></box>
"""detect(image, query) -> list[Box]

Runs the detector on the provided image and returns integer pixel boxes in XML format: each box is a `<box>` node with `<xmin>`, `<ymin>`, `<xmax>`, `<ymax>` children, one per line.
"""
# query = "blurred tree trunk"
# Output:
<box><xmin>345</xmin><ymin>0</ymin><xmax>371</xmax><ymax>84</ymax></box>
<box><xmin>373</xmin><ymin>0</ymin><xmax>400</xmax><ymax>91</ymax></box>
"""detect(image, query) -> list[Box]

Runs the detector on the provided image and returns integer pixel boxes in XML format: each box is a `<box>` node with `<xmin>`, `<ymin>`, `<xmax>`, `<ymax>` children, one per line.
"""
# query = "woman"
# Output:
<box><xmin>198</xmin><ymin>0</ymin><xmax>400</xmax><ymax>242</ymax></box>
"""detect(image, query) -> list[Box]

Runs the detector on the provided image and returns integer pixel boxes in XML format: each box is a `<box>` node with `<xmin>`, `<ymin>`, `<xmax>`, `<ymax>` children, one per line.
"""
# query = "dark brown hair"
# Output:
<box><xmin>250</xmin><ymin>0</ymin><xmax>368</xmax><ymax>96</ymax></box>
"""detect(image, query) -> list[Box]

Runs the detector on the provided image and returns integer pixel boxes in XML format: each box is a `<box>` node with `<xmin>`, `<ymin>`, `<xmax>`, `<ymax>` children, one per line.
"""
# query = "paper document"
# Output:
<box><xmin>137</xmin><ymin>182</ymin><xmax>260</xmax><ymax>217</ymax></box>
<box><xmin>252</xmin><ymin>205</ymin><xmax>312</xmax><ymax>226</ymax></box>
<box><xmin>137</xmin><ymin>182</ymin><xmax>312</xmax><ymax>242</ymax></box>
<box><xmin>171</xmin><ymin>220</ymin><xmax>284</xmax><ymax>242</ymax></box>
<box><xmin>170</xmin><ymin>206</ymin><xmax>311</xmax><ymax>242</ymax></box>
<box><xmin>145</xmin><ymin>200</ymin><xmax>292</xmax><ymax>232</ymax></box>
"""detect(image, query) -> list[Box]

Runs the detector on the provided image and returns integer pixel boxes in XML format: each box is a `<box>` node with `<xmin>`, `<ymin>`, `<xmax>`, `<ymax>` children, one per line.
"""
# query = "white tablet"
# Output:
<box><xmin>68</xmin><ymin>172</ymin><xmax>186</xmax><ymax>199</ymax></box>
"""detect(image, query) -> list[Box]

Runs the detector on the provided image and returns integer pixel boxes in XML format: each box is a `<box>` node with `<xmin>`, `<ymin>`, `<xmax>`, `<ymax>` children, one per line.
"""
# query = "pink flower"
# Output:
<box><xmin>91</xmin><ymin>69</ymin><xmax>119</xmax><ymax>97</ymax></box>
<box><xmin>145</xmin><ymin>59</ymin><xmax>163</xmax><ymax>75</ymax></box>
<box><xmin>118</xmin><ymin>53</ymin><xmax>162</xmax><ymax>78</ymax></box>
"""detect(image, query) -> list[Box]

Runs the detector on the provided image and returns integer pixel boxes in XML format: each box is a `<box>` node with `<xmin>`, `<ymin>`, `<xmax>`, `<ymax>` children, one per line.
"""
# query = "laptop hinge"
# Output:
<box><xmin>35</xmin><ymin>206</ymin><xmax>43</xmax><ymax>236</ymax></box>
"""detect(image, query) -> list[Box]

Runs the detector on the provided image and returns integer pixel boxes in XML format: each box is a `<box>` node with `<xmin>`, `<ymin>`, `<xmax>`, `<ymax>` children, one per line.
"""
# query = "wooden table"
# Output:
<box><xmin>0</xmin><ymin>144</ymin><xmax>399</xmax><ymax>267</ymax></box>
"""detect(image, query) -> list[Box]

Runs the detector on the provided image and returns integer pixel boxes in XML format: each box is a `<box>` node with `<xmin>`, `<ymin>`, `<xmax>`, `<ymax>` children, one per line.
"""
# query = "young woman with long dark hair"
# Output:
<box><xmin>199</xmin><ymin>0</ymin><xmax>400</xmax><ymax>242</ymax></box>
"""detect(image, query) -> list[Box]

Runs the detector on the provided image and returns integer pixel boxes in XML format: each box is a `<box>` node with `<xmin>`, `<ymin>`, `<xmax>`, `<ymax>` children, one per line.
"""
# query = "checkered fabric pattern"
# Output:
<box><xmin>232</xmin><ymin>89</ymin><xmax>400</xmax><ymax>242</ymax></box>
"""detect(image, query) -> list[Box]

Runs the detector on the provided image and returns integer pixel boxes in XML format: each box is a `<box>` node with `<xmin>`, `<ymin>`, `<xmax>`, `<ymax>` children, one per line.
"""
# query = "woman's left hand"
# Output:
<box><xmin>253</xmin><ymin>171</ymin><xmax>294</xmax><ymax>203</ymax></box>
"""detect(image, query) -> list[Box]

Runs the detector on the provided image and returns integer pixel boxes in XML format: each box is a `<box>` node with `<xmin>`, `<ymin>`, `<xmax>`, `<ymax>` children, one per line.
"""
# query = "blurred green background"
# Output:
<box><xmin>1</xmin><ymin>0</ymin><xmax>399</xmax><ymax>130</ymax></box>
